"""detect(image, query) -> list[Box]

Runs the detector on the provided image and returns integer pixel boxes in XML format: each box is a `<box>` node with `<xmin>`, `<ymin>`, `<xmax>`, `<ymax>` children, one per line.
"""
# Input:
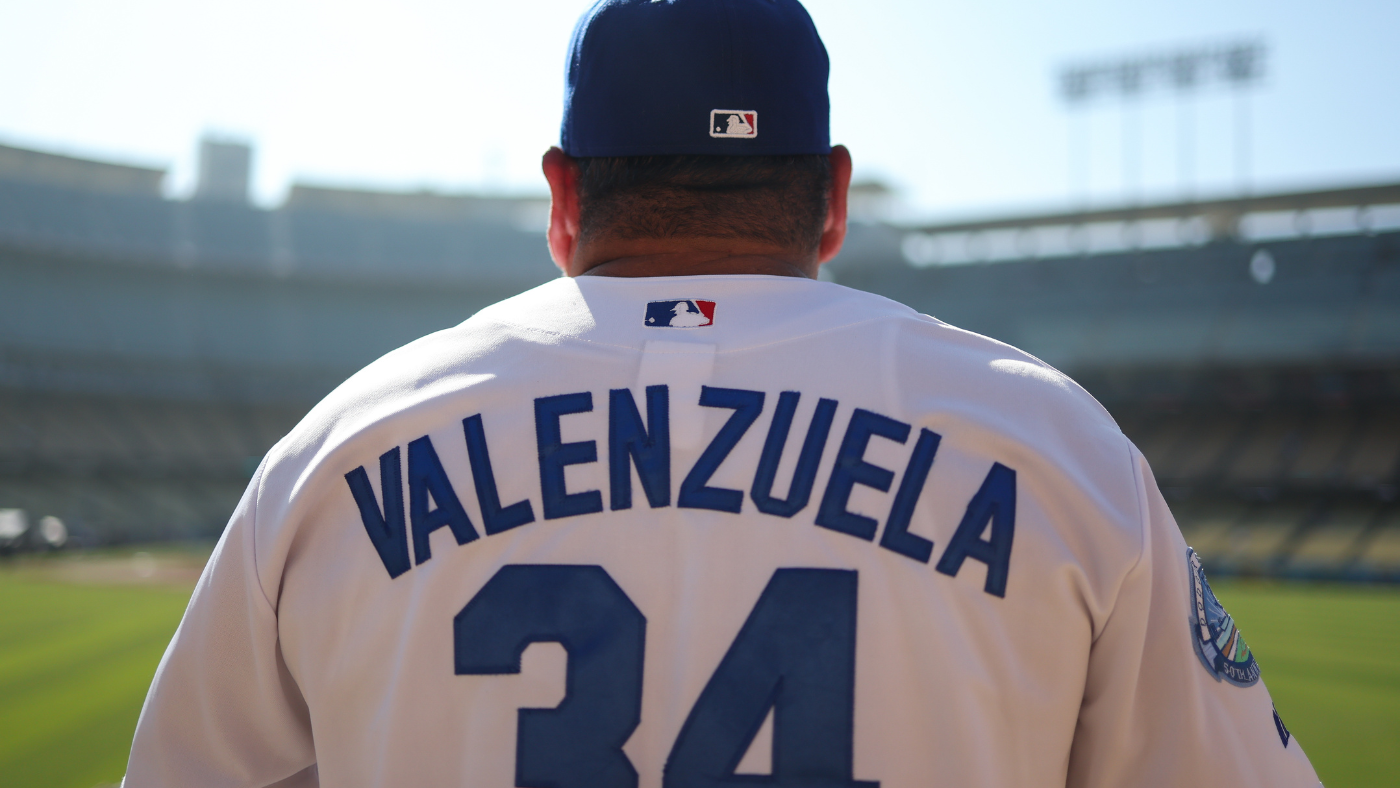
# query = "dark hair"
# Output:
<box><xmin>574</xmin><ymin>155</ymin><xmax>832</xmax><ymax>255</ymax></box>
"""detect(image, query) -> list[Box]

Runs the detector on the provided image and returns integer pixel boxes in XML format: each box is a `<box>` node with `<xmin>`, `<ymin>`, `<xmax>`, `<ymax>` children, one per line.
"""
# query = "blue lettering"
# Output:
<box><xmin>356</xmin><ymin>387</ymin><xmax>1018</xmax><ymax>591</ymax></box>
<box><xmin>878</xmin><ymin>429</ymin><xmax>942</xmax><ymax>563</ymax></box>
<box><xmin>408</xmin><ymin>435</ymin><xmax>478</xmax><ymax>564</ymax></box>
<box><xmin>535</xmin><ymin>393</ymin><xmax>605</xmax><ymax>520</ymax></box>
<box><xmin>464</xmin><ymin>414</ymin><xmax>536</xmax><ymax>535</ymax></box>
<box><xmin>344</xmin><ymin>447</ymin><xmax>411</xmax><ymax>579</ymax></box>
<box><xmin>815</xmin><ymin>409</ymin><xmax>911</xmax><ymax>541</ymax></box>
<box><xmin>935</xmin><ymin>462</ymin><xmax>1017</xmax><ymax>598</ymax></box>
<box><xmin>609</xmin><ymin>386</ymin><xmax>672</xmax><ymax>510</ymax></box>
<box><xmin>678</xmin><ymin>387</ymin><xmax>765</xmax><ymax>513</ymax></box>
<box><xmin>751</xmin><ymin>392</ymin><xmax>838</xmax><ymax>518</ymax></box>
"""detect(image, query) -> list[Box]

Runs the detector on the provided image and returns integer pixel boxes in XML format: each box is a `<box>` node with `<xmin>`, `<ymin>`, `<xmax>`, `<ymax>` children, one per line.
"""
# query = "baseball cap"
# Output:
<box><xmin>561</xmin><ymin>0</ymin><xmax>831</xmax><ymax>158</ymax></box>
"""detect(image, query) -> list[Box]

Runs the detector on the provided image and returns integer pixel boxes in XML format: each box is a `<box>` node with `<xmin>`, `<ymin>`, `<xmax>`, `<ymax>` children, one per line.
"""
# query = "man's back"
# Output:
<box><xmin>124</xmin><ymin>2</ymin><xmax>1320</xmax><ymax>783</ymax></box>
<box><xmin>126</xmin><ymin>276</ymin><xmax>1317</xmax><ymax>786</ymax></box>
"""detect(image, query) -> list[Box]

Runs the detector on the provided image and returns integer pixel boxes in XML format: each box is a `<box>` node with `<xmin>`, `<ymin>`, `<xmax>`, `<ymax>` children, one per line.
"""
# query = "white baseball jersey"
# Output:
<box><xmin>126</xmin><ymin>275</ymin><xmax>1319</xmax><ymax>788</ymax></box>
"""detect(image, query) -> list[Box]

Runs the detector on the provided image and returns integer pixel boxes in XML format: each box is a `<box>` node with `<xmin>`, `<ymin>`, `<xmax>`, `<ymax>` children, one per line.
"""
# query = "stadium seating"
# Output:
<box><xmin>0</xmin><ymin>389</ymin><xmax>299</xmax><ymax>542</ymax></box>
<box><xmin>1284</xmin><ymin>505</ymin><xmax>1376</xmax><ymax>575</ymax></box>
<box><xmin>1344</xmin><ymin>415</ymin><xmax>1400</xmax><ymax>489</ymax></box>
<box><xmin>1287</xmin><ymin>412</ymin><xmax>1355</xmax><ymax>484</ymax></box>
<box><xmin>1173</xmin><ymin>498</ymin><xmax>1249</xmax><ymax>555</ymax></box>
<box><xmin>1176</xmin><ymin>499</ymin><xmax>1400</xmax><ymax>581</ymax></box>
<box><xmin>1354</xmin><ymin>509</ymin><xmax>1400</xmax><ymax>581</ymax></box>
<box><xmin>1224</xmin><ymin>413</ymin><xmax>1297</xmax><ymax>485</ymax></box>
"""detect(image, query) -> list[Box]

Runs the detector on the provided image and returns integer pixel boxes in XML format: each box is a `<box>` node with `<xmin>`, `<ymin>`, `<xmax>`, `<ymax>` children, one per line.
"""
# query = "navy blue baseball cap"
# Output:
<box><xmin>561</xmin><ymin>0</ymin><xmax>830</xmax><ymax>157</ymax></box>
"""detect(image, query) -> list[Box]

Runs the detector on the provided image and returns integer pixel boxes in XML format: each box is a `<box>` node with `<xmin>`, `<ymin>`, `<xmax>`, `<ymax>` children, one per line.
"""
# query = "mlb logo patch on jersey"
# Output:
<box><xmin>645</xmin><ymin>299</ymin><xmax>715</xmax><ymax>328</ymax></box>
<box><xmin>710</xmin><ymin>110</ymin><xmax>757</xmax><ymax>139</ymax></box>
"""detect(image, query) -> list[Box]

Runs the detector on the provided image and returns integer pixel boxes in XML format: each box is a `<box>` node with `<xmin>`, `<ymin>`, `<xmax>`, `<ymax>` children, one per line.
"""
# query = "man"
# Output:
<box><xmin>126</xmin><ymin>1</ymin><xmax>1320</xmax><ymax>786</ymax></box>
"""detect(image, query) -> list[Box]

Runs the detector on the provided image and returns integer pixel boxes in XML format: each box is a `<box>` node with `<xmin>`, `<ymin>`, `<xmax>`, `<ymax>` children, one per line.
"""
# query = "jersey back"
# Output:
<box><xmin>126</xmin><ymin>275</ymin><xmax>1320</xmax><ymax>788</ymax></box>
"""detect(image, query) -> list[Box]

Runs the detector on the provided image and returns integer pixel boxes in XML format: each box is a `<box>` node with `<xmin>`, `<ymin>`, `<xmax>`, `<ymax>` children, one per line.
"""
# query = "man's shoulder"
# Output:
<box><xmin>873</xmin><ymin>306</ymin><xmax>1128</xmax><ymax>479</ymax></box>
<box><xmin>899</xmin><ymin>315</ymin><xmax>1110</xmax><ymax>414</ymax></box>
<box><xmin>254</xmin><ymin>288</ymin><xmax>557</xmax><ymax>484</ymax></box>
<box><xmin>305</xmin><ymin>280</ymin><xmax>584</xmax><ymax>418</ymax></box>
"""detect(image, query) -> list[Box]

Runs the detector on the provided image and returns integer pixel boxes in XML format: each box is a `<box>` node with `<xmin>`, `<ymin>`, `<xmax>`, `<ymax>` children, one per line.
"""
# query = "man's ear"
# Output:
<box><xmin>817</xmin><ymin>144</ymin><xmax>852</xmax><ymax>265</ymax></box>
<box><xmin>542</xmin><ymin>147</ymin><xmax>581</xmax><ymax>274</ymax></box>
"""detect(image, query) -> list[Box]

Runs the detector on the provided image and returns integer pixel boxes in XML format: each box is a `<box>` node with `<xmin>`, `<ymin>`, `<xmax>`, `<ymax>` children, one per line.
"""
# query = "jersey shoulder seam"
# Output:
<box><xmin>247</xmin><ymin>454</ymin><xmax>279</xmax><ymax>615</ymax></box>
<box><xmin>1093</xmin><ymin>435</ymin><xmax>1153</xmax><ymax>645</ymax></box>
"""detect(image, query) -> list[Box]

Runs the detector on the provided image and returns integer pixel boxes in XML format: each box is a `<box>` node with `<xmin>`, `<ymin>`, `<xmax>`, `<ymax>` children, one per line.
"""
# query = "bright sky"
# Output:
<box><xmin>2</xmin><ymin>0</ymin><xmax>1397</xmax><ymax>220</ymax></box>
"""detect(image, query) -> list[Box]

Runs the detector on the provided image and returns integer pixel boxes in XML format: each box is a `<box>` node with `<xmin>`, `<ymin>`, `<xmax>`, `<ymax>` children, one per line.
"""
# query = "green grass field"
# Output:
<box><xmin>1210</xmin><ymin>580</ymin><xmax>1400</xmax><ymax>787</ymax></box>
<box><xmin>0</xmin><ymin>556</ymin><xmax>195</xmax><ymax>788</ymax></box>
<box><xmin>0</xmin><ymin>557</ymin><xmax>1396</xmax><ymax>788</ymax></box>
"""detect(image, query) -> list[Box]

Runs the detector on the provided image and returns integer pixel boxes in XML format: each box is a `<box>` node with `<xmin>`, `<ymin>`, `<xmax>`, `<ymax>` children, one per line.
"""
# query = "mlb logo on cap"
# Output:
<box><xmin>710</xmin><ymin>110</ymin><xmax>758</xmax><ymax>139</ymax></box>
<box><xmin>646</xmin><ymin>299</ymin><xmax>716</xmax><ymax>328</ymax></box>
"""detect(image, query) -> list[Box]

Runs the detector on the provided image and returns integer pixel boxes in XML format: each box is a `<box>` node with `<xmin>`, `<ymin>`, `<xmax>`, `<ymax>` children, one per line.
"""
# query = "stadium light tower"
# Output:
<box><xmin>1057</xmin><ymin>40</ymin><xmax>1267</xmax><ymax>205</ymax></box>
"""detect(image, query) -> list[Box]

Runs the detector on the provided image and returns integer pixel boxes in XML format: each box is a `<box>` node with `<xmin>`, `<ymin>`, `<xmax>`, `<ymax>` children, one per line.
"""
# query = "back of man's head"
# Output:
<box><xmin>575</xmin><ymin>154</ymin><xmax>832</xmax><ymax>255</ymax></box>
<box><xmin>549</xmin><ymin>0</ymin><xmax>844</xmax><ymax>274</ymax></box>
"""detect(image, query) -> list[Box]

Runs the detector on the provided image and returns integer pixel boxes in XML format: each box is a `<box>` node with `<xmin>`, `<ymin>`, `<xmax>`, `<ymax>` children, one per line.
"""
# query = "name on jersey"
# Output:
<box><xmin>345</xmin><ymin>385</ymin><xmax>1016</xmax><ymax>597</ymax></box>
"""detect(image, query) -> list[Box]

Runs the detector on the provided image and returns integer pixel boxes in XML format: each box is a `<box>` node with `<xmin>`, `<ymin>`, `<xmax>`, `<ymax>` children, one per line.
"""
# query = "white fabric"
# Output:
<box><xmin>126</xmin><ymin>275</ymin><xmax>1319</xmax><ymax>787</ymax></box>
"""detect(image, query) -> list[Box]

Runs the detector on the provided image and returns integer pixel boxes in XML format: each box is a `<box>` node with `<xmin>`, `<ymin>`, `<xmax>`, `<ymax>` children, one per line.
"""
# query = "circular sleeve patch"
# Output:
<box><xmin>1186</xmin><ymin>548</ymin><xmax>1260</xmax><ymax>687</ymax></box>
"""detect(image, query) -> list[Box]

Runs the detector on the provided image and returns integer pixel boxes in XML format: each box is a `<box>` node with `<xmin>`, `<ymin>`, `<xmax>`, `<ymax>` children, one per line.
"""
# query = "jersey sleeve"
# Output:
<box><xmin>1065</xmin><ymin>443</ymin><xmax>1320</xmax><ymax>788</ymax></box>
<box><xmin>125</xmin><ymin>467</ymin><xmax>317</xmax><ymax>788</ymax></box>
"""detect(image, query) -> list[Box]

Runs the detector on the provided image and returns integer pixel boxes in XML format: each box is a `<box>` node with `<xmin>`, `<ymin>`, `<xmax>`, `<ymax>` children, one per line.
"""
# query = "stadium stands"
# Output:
<box><xmin>0</xmin><ymin>140</ymin><xmax>558</xmax><ymax>543</ymax></box>
<box><xmin>0</xmin><ymin>138</ymin><xmax>1397</xmax><ymax>582</ymax></box>
<box><xmin>1107</xmin><ymin>405</ymin><xmax>1400</xmax><ymax>495</ymax></box>
<box><xmin>0</xmin><ymin>388</ymin><xmax>302</xmax><ymax>542</ymax></box>
<box><xmin>1285</xmin><ymin>505</ymin><xmax>1374</xmax><ymax>574</ymax></box>
<box><xmin>1355</xmin><ymin>508</ymin><xmax>1400</xmax><ymax>581</ymax></box>
<box><xmin>828</xmin><ymin>184</ymin><xmax>1400</xmax><ymax>581</ymax></box>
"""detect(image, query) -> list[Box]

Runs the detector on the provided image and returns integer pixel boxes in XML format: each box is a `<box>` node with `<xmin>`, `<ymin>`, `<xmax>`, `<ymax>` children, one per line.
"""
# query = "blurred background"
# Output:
<box><xmin>0</xmin><ymin>1</ymin><xmax>1397</xmax><ymax>786</ymax></box>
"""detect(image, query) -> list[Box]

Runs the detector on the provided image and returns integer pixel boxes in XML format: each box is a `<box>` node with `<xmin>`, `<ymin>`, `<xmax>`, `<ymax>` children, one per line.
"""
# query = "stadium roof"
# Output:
<box><xmin>0</xmin><ymin>142</ymin><xmax>166</xmax><ymax>198</ymax></box>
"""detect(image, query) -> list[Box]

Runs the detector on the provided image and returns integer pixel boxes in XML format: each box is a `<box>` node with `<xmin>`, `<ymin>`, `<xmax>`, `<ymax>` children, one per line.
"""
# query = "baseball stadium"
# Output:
<box><xmin>2</xmin><ymin>131</ymin><xmax>1397</xmax><ymax>785</ymax></box>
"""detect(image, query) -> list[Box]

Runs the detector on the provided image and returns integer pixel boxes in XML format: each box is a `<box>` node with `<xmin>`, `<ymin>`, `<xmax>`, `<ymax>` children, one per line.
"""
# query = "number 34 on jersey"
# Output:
<box><xmin>457</xmin><ymin>564</ymin><xmax>877</xmax><ymax>788</ymax></box>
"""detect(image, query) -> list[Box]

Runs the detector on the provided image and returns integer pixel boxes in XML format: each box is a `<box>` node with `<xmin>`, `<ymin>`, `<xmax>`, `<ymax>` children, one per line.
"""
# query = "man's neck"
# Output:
<box><xmin>566</xmin><ymin>236</ymin><xmax>819</xmax><ymax>279</ymax></box>
<box><xmin>579</xmin><ymin>251</ymin><xmax>815</xmax><ymax>279</ymax></box>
